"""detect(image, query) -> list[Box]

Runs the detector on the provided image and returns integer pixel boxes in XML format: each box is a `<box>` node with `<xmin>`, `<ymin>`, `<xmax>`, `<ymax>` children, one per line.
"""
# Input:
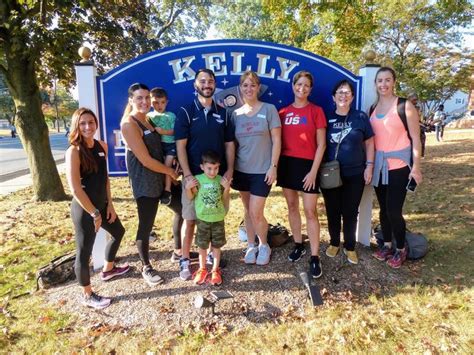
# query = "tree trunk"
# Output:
<box><xmin>6</xmin><ymin>57</ymin><xmax>67</xmax><ymax>201</ymax></box>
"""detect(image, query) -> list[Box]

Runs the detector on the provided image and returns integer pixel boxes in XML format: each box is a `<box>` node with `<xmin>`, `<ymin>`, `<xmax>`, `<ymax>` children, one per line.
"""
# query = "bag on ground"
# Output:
<box><xmin>267</xmin><ymin>223</ymin><xmax>291</xmax><ymax>248</ymax></box>
<box><xmin>36</xmin><ymin>252</ymin><xmax>76</xmax><ymax>290</ymax></box>
<box><xmin>319</xmin><ymin>160</ymin><xmax>342</xmax><ymax>189</ymax></box>
<box><xmin>374</xmin><ymin>225</ymin><xmax>428</xmax><ymax>260</ymax></box>
<box><xmin>237</xmin><ymin>222</ymin><xmax>291</xmax><ymax>248</ymax></box>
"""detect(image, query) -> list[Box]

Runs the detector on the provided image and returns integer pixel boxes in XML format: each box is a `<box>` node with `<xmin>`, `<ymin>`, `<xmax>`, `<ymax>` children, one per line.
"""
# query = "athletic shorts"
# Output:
<box><xmin>277</xmin><ymin>155</ymin><xmax>320</xmax><ymax>194</ymax></box>
<box><xmin>231</xmin><ymin>170</ymin><xmax>272</xmax><ymax>197</ymax></box>
<box><xmin>181</xmin><ymin>182</ymin><xmax>196</xmax><ymax>220</ymax></box>
<box><xmin>162</xmin><ymin>142</ymin><xmax>177</xmax><ymax>157</ymax></box>
<box><xmin>195</xmin><ymin>219</ymin><xmax>226</xmax><ymax>249</ymax></box>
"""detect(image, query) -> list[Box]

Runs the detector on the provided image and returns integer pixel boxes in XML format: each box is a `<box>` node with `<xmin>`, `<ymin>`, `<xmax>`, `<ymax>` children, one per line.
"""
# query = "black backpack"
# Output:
<box><xmin>36</xmin><ymin>252</ymin><xmax>76</xmax><ymax>290</ymax></box>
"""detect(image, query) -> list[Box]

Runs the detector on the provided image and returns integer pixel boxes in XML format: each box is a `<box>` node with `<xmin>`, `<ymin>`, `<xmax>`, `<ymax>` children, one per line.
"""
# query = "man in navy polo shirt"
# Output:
<box><xmin>175</xmin><ymin>68</ymin><xmax>235</xmax><ymax>280</ymax></box>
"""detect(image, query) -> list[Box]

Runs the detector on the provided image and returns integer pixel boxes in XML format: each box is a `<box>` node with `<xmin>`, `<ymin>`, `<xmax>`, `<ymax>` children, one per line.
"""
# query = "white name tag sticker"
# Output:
<box><xmin>144</xmin><ymin>130</ymin><xmax>152</xmax><ymax>135</ymax></box>
<box><xmin>213</xmin><ymin>113</ymin><xmax>221</xmax><ymax>118</ymax></box>
<box><xmin>98</xmin><ymin>152</ymin><xmax>105</xmax><ymax>157</ymax></box>
<box><xmin>328</xmin><ymin>119</ymin><xmax>336</xmax><ymax>123</ymax></box>
<box><xmin>257</xmin><ymin>114</ymin><xmax>266</xmax><ymax>119</ymax></box>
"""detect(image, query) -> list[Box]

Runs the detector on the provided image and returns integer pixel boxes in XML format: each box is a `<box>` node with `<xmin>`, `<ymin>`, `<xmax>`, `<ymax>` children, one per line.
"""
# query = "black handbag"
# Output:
<box><xmin>319</xmin><ymin>114</ymin><xmax>348</xmax><ymax>189</ymax></box>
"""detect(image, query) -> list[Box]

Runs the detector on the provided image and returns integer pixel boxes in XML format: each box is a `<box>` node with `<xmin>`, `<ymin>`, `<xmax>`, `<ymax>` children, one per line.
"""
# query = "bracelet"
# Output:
<box><xmin>366</xmin><ymin>161</ymin><xmax>374</xmax><ymax>165</ymax></box>
<box><xmin>90</xmin><ymin>209</ymin><xmax>100</xmax><ymax>219</ymax></box>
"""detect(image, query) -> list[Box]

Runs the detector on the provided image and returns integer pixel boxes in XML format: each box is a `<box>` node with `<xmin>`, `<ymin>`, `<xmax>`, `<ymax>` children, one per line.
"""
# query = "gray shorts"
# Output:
<box><xmin>181</xmin><ymin>182</ymin><xmax>196</xmax><ymax>220</ymax></box>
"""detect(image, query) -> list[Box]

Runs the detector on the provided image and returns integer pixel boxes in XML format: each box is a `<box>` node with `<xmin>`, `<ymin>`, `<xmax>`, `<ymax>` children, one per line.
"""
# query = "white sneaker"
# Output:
<box><xmin>256</xmin><ymin>244</ymin><xmax>272</xmax><ymax>265</ymax></box>
<box><xmin>179</xmin><ymin>258</ymin><xmax>192</xmax><ymax>280</ymax></box>
<box><xmin>82</xmin><ymin>292</ymin><xmax>111</xmax><ymax>310</ymax></box>
<box><xmin>244</xmin><ymin>246</ymin><xmax>258</xmax><ymax>264</ymax></box>
<box><xmin>142</xmin><ymin>265</ymin><xmax>164</xmax><ymax>286</ymax></box>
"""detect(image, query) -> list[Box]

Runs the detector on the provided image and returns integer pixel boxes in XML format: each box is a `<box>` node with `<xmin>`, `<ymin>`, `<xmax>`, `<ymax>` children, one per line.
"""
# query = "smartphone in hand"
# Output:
<box><xmin>406</xmin><ymin>177</ymin><xmax>417</xmax><ymax>192</ymax></box>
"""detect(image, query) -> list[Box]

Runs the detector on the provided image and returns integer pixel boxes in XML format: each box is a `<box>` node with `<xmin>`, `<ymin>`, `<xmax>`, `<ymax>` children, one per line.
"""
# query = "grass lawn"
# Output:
<box><xmin>0</xmin><ymin>130</ymin><xmax>473</xmax><ymax>353</ymax></box>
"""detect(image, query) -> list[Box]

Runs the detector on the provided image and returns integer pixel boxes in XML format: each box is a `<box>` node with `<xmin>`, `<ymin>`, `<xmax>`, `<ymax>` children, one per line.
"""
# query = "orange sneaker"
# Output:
<box><xmin>193</xmin><ymin>268</ymin><xmax>208</xmax><ymax>285</ymax></box>
<box><xmin>210</xmin><ymin>268</ymin><xmax>222</xmax><ymax>286</ymax></box>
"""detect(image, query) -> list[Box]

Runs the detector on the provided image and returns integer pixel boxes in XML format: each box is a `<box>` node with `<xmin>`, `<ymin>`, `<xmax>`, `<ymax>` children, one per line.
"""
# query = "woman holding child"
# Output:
<box><xmin>231</xmin><ymin>70</ymin><xmax>281</xmax><ymax>266</ymax></box>
<box><xmin>120</xmin><ymin>83</ymin><xmax>178</xmax><ymax>285</ymax></box>
<box><xmin>66</xmin><ymin>108</ymin><xmax>130</xmax><ymax>309</ymax></box>
<box><xmin>277</xmin><ymin>70</ymin><xmax>326</xmax><ymax>278</ymax></box>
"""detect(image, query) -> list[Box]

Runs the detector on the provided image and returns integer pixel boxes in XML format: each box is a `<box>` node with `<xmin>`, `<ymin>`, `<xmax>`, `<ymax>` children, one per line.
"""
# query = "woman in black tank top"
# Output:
<box><xmin>120</xmin><ymin>83</ymin><xmax>179</xmax><ymax>286</ymax></box>
<box><xmin>66</xmin><ymin>108</ymin><xmax>130</xmax><ymax>310</ymax></box>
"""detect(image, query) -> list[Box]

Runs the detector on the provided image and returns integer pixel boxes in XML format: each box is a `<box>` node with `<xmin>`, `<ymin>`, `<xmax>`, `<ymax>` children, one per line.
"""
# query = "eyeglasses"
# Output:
<box><xmin>335</xmin><ymin>90</ymin><xmax>352</xmax><ymax>96</ymax></box>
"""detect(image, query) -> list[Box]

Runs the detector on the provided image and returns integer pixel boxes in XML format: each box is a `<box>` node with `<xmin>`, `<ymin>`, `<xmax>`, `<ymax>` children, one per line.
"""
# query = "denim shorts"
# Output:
<box><xmin>231</xmin><ymin>170</ymin><xmax>272</xmax><ymax>197</ymax></box>
<box><xmin>162</xmin><ymin>142</ymin><xmax>176</xmax><ymax>157</ymax></box>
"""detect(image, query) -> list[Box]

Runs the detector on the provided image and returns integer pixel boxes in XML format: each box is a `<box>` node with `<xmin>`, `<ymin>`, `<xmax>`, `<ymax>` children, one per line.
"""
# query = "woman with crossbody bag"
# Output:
<box><xmin>321</xmin><ymin>80</ymin><xmax>374</xmax><ymax>265</ymax></box>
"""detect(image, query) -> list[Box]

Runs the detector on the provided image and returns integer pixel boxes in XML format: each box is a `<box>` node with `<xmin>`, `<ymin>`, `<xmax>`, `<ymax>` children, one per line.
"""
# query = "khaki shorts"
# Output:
<box><xmin>181</xmin><ymin>182</ymin><xmax>196</xmax><ymax>220</ymax></box>
<box><xmin>195</xmin><ymin>220</ymin><xmax>226</xmax><ymax>249</ymax></box>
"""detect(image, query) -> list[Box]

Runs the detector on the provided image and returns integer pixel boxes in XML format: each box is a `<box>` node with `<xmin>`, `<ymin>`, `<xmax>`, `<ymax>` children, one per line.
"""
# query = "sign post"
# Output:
<box><xmin>74</xmin><ymin>46</ymin><xmax>107</xmax><ymax>271</ymax></box>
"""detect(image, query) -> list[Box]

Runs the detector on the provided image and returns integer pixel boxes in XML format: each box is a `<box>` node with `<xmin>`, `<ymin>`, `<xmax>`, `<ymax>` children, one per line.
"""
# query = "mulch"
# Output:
<box><xmin>44</xmin><ymin>231</ymin><xmax>420</xmax><ymax>334</ymax></box>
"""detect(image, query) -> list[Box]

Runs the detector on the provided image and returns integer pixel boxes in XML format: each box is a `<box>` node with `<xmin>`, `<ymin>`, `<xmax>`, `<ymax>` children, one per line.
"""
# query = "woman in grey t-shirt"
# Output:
<box><xmin>231</xmin><ymin>71</ymin><xmax>281</xmax><ymax>266</ymax></box>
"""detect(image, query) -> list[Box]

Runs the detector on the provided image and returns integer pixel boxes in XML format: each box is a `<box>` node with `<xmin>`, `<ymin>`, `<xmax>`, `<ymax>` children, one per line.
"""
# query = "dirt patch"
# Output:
<box><xmin>44</xmin><ymin>232</ymin><xmax>416</xmax><ymax>333</ymax></box>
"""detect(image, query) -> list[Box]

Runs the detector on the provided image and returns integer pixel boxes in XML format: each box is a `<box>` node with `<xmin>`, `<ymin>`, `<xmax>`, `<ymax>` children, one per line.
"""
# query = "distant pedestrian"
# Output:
<box><xmin>433</xmin><ymin>104</ymin><xmax>446</xmax><ymax>142</ymax></box>
<box><xmin>10</xmin><ymin>124</ymin><xmax>16</xmax><ymax>138</ymax></box>
<box><xmin>65</xmin><ymin>125</ymin><xmax>70</xmax><ymax>137</ymax></box>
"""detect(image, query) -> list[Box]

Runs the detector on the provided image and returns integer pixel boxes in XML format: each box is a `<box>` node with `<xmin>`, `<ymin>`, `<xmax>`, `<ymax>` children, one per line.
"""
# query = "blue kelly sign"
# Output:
<box><xmin>96</xmin><ymin>39</ymin><xmax>362</xmax><ymax>175</ymax></box>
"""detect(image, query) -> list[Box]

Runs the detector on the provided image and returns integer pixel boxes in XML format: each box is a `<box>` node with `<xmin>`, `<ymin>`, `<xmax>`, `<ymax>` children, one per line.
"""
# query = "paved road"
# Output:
<box><xmin>0</xmin><ymin>133</ymin><xmax>69</xmax><ymax>182</ymax></box>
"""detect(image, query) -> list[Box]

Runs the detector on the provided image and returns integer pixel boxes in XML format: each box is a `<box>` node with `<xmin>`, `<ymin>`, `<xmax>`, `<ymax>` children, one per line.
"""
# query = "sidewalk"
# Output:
<box><xmin>0</xmin><ymin>162</ymin><xmax>66</xmax><ymax>196</ymax></box>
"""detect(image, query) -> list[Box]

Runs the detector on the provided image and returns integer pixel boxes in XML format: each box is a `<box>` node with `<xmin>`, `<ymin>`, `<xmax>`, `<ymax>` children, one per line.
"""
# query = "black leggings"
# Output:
<box><xmin>374</xmin><ymin>166</ymin><xmax>410</xmax><ymax>249</ymax></box>
<box><xmin>136</xmin><ymin>196</ymin><xmax>160</xmax><ymax>266</ymax></box>
<box><xmin>166</xmin><ymin>183</ymin><xmax>184</xmax><ymax>250</ymax></box>
<box><xmin>72</xmin><ymin>200</ymin><xmax>125</xmax><ymax>287</ymax></box>
<box><xmin>321</xmin><ymin>173</ymin><xmax>365</xmax><ymax>251</ymax></box>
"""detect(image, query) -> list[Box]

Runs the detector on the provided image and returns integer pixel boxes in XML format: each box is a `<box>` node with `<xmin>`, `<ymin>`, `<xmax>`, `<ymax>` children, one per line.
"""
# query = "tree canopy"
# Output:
<box><xmin>214</xmin><ymin>0</ymin><xmax>473</xmax><ymax>111</ymax></box>
<box><xmin>0</xmin><ymin>0</ymin><xmax>212</xmax><ymax>200</ymax></box>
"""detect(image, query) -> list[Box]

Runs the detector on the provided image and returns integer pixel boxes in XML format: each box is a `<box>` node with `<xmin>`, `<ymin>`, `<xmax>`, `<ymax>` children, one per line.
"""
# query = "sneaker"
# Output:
<box><xmin>309</xmin><ymin>256</ymin><xmax>323</xmax><ymax>279</ymax></box>
<box><xmin>288</xmin><ymin>245</ymin><xmax>306</xmax><ymax>262</ymax></box>
<box><xmin>326</xmin><ymin>245</ymin><xmax>340</xmax><ymax>258</ymax></box>
<box><xmin>179</xmin><ymin>258</ymin><xmax>192</xmax><ymax>280</ymax></box>
<box><xmin>149</xmin><ymin>231</ymin><xmax>157</xmax><ymax>242</ymax></box>
<box><xmin>193</xmin><ymin>268</ymin><xmax>208</xmax><ymax>285</ymax></box>
<box><xmin>244</xmin><ymin>246</ymin><xmax>258</xmax><ymax>264</ymax></box>
<box><xmin>373</xmin><ymin>245</ymin><xmax>394</xmax><ymax>261</ymax></box>
<box><xmin>343</xmin><ymin>248</ymin><xmax>359</xmax><ymax>265</ymax></box>
<box><xmin>101</xmin><ymin>264</ymin><xmax>130</xmax><ymax>281</ymax></box>
<box><xmin>82</xmin><ymin>292</ymin><xmax>111</xmax><ymax>310</ymax></box>
<box><xmin>170</xmin><ymin>251</ymin><xmax>199</xmax><ymax>263</ymax></box>
<box><xmin>206</xmin><ymin>252</ymin><xmax>228</xmax><ymax>269</ymax></box>
<box><xmin>256</xmin><ymin>244</ymin><xmax>272</xmax><ymax>265</ymax></box>
<box><xmin>210</xmin><ymin>268</ymin><xmax>222</xmax><ymax>286</ymax></box>
<box><xmin>387</xmin><ymin>248</ymin><xmax>407</xmax><ymax>269</ymax></box>
<box><xmin>160</xmin><ymin>190</ymin><xmax>172</xmax><ymax>206</ymax></box>
<box><xmin>142</xmin><ymin>265</ymin><xmax>164</xmax><ymax>286</ymax></box>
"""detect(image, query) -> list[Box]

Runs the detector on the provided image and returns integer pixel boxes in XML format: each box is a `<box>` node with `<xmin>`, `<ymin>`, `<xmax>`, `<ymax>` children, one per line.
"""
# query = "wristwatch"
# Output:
<box><xmin>91</xmin><ymin>209</ymin><xmax>100</xmax><ymax>219</ymax></box>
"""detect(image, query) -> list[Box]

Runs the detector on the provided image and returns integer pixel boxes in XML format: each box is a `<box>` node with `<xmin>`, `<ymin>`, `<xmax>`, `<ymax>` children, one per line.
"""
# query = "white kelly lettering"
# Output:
<box><xmin>256</xmin><ymin>54</ymin><xmax>275</xmax><ymax>78</ymax></box>
<box><xmin>230</xmin><ymin>52</ymin><xmax>252</xmax><ymax>75</ymax></box>
<box><xmin>113</xmin><ymin>129</ymin><xmax>125</xmax><ymax>157</ymax></box>
<box><xmin>276</xmin><ymin>57</ymin><xmax>300</xmax><ymax>82</ymax></box>
<box><xmin>168</xmin><ymin>56</ymin><xmax>196</xmax><ymax>84</ymax></box>
<box><xmin>202</xmin><ymin>52</ymin><xmax>227</xmax><ymax>76</ymax></box>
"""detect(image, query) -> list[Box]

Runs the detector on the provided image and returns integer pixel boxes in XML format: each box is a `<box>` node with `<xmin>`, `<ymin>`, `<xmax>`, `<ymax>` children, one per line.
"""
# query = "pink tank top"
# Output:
<box><xmin>370</xmin><ymin>100</ymin><xmax>410</xmax><ymax>170</ymax></box>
